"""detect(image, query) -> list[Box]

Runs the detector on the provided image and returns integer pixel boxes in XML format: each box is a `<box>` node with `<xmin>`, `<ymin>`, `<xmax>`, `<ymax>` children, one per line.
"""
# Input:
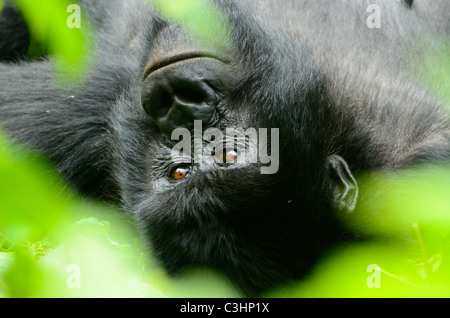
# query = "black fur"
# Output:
<box><xmin>0</xmin><ymin>0</ymin><xmax>449</xmax><ymax>296</ymax></box>
<box><xmin>0</xmin><ymin>1</ymin><xmax>29</xmax><ymax>61</ymax></box>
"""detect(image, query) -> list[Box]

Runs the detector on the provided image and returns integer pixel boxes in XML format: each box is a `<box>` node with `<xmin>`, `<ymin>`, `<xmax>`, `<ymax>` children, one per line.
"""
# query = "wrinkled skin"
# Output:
<box><xmin>0</xmin><ymin>0</ymin><xmax>449</xmax><ymax>296</ymax></box>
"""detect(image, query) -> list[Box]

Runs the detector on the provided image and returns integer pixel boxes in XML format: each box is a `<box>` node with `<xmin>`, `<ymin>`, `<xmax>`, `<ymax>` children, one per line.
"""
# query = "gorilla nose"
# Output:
<box><xmin>142</xmin><ymin>58</ymin><xmax>221</xmax><ymax>135</ymax></box>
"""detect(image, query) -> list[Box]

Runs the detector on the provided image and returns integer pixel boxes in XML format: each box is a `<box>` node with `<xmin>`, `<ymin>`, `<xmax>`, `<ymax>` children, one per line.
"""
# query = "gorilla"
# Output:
<box><xmin>0</xmin><ymin>0</ymin><xmax>449</xmax><ymax>296</ymax></box>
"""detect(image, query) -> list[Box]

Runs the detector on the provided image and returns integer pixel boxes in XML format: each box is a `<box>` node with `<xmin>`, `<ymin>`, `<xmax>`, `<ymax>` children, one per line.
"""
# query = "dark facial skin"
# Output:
<box><xmin>0</xmin><ymin>0</ymin><xmax>449</xmax><ymax>296</ymax></box>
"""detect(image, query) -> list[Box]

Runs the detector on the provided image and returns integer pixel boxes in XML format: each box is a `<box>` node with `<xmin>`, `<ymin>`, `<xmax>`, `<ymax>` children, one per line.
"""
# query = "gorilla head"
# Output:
<box><xmin>106</xmin><ymin>1</ymin><xmax>361</xmax><ymax>296</ymax></box>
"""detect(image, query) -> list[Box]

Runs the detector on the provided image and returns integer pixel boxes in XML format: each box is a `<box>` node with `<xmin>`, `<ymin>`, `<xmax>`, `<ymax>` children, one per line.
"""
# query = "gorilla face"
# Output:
<box><xmin>0</xmin><ymin>0</ymin><xmax>448</xmax><ymax>296</ymax></box>
<box><xmin>108</xmin><ymin>3</ymin><xmax>344</xmax><ymax>296</ymax></box>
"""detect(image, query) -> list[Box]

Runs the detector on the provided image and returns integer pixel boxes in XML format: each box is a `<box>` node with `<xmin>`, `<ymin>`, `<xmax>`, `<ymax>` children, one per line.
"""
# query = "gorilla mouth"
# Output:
<box><xmin>143</xmin><ymin>52</ymin><xmax>229</xmax><ymax>79</ymax></box>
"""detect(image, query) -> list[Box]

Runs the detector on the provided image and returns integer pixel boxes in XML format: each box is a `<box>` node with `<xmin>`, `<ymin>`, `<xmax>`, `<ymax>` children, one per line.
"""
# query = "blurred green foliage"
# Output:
<box><xmin>146</xmin><ymin>0</ymin><xmax>232</xmax><ymax>53</ymax></box>
<box><xmin>10</xmin><ymin>0</ymin><xmax>94</xmax><ymax>85</ymax></box>
<box><xmin>0</xmin><ymin>137</ymin><xmax>68</xmax><ymax>245</ymax></box>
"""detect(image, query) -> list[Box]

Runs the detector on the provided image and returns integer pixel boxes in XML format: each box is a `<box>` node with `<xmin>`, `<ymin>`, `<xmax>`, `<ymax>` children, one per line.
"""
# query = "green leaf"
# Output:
<box><xmin>0</xmin><ymin>134</ymin><xmax>70</xmax><ymax>244</ymax></box>
<box><xmin>345</xmin><ymin>164</ymin><xmax>450</xmax><ymax>237</ymax></box>
<box><xmin>146</xmin><ymin>0</ymin><xmax>232</xmax><ymax>52</ymax></box>
<box><xmin>13</xmin><ymin>0</ymin><xmax>94</xmax><ymax>85</ymax></box>
<box><xmin>430</xmin><ymin>255</ymin><xmax>442</xmax><ymax>274</ymax></box>
<box><xmin>71</xmin><ymin>217</ymin><xmax>111</xmax><ymax>236</ymax></box>
<box><xmin>3</xmin><ymin>248</ymin><xmax>43</xmax><ymax>297</ymax></box>
<box><xmin>267</xmin><ymin>244</ymin><xmax>450</xmax><ymax>298</ymax></box>
<box><xmin>0</xmin><ymin>252</ymin><xmax>14</xmax><ymax>276</ymax></box>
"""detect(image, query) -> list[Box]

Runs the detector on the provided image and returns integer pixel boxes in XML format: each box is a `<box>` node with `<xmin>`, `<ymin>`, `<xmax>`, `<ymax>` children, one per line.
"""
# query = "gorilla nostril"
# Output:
<box><xmin>174</xmin><ymin>81</ymin><xmax>208</xmax><ymax>105</ymax></box>
<box><xmin>157</xmin><ymin>89</ymin><xmax>174</xmax><ymax>118</ymax></box>
<box><xmin>142</xmin><ymin>81</ymin><xmax>174</xmax><ymax>123</ymax></box>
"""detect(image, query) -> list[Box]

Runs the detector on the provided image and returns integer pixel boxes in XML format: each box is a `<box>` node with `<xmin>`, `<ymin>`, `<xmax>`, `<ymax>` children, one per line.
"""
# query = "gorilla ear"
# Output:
<box><xmin>327</xmin><ymin>155</ymin><xmax>358</xmax><ymax>213</ymax></box>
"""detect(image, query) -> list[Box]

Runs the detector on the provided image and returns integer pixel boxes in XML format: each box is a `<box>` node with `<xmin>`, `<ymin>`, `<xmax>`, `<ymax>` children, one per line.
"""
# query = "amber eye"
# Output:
<box><xmin>172</xmin><ymin>167</ymin><xmax>190</xmax><ymax>180</ymax></box>
<box><xmin>219</xmin><ymin>150</ymin><xmax>238</xmax><ymax>163</ymax></box>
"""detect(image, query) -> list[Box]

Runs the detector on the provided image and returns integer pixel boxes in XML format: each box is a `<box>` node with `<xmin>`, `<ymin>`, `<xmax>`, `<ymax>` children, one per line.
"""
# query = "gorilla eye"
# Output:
<box><xmin>219</xmin><ymin>150</ymin><xmax>238</xmax><ymax>163</ymax></box>
<box><xmin>172</xmin><ymin>166</ymin><xmax>191</xmax><ymax>180</ymax></box>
